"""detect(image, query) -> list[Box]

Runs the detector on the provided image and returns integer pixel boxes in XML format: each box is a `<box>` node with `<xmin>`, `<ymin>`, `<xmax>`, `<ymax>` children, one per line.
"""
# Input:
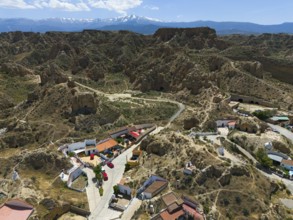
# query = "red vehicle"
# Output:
<box><xmin>102</xmin><ymin>171</ymin><xmax>108</xmax><ymax>181</ymax></box>
<box><xmin>107</xmin><ymin>162</ymin><xmax>114</xmax><ymax>168</ymax></box>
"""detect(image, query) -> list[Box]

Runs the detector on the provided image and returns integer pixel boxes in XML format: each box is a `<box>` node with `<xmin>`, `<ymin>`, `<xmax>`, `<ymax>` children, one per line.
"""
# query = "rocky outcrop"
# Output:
<box><xmin>272</xmin><ymin>140</ymin><xmax>291</xmax><ymax>154</ymax></box>
<box><xmin>0</xmin><ymin>62</ymin><xmax>33</xmax><ymax>76</ymax></box>
<box><xmin>196</xmin><ymin>165</ymin><xmax>223</xmax><ymax>185</ymax></box>
<box><xmin>183</xmin><ymin>117</ymin><xmax>199</xmax><ymax>130</ymax></box>
<box><xmin>40</xmin><ymin>64</ymin><xmax>68</xmax><ymax>85</ymax></box>
<box><xmin>230</xmin><ymin>166</ymin><xmax>249</xmax><ymax>177</ymax></box>
<box><xmin>218</xmin><ymin>173</ymin><xmax>231</xmax><ymax>186</ymax></box>
<box><xmin>87</xmin><ymin>65</ymin><xmax>105</xmax><ymax>81</ymax></box>
<box><xmin>238</xmin><ymin>61</ymin><xmax>263</xmax><ymax>78</ymax></box>
<box><xmin>21</xmin><ymin>150</ymin><xmax>71</xmax><ymax>171</ymax></box>
<box><xmin>140</xmin><ymin>136</ymin><xmax>173</xmax><ymax>156</ymax></box>
<box><xmin>71</xmin><ymin>92</ymin><xmax>97</xmax><ymax>115</ymax></box>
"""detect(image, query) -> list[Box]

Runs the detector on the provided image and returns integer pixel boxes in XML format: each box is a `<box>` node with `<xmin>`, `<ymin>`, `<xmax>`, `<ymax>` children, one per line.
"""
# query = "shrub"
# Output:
<box><xmin>113</xmin><ymin>185</ymin><xmax>119</xmax><ymax>196</ymax></box>
<box><xmin>235</xmin><ymin>196</ymin><xmax>241</xmax><ymax>204</ymax></box>
<box><xmin>256</xmin><ymin>148</ymin><xmax>272</xmax><ymax>168</ymax></box>
<box><xmin>242</xmin><ymin>208</ymin><xmax>249</xmax><ymax>216</ymax></box>
<box><xmin>99</xmin><ymin>187</ymin><xmax>104</xmax><ymax>196</ymax></box>
<box><xmin>68</xmin><ymin>152</ymin><xmax>75</xmax><ymax>157</ymax></box>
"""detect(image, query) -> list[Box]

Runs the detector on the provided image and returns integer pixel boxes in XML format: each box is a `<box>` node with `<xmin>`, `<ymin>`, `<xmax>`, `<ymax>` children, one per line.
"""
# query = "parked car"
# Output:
<box><xmin>102</xmin><ymin>171</ymin><xmax>108</xmax><ymax>181</ymax></box>
<box><xmin>107</xmin><ymin>162</ymin><xmax>114</xmax><ymax>168</ymax></box>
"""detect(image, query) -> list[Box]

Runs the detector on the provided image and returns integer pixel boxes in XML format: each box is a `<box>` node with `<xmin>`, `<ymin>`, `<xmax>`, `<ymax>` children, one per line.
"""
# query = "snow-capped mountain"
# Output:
<box><xmin>0</xmin><ymin>15</ymin><xmax>293</xmax><ymax>35</ymax></box>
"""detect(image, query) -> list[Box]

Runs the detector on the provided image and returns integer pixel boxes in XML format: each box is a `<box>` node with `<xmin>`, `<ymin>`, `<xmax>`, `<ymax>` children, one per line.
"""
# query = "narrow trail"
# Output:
<box><xmin>75</xmin><ymin>81</ymin><xmax>185</xmax><ymax>127</ymax></box>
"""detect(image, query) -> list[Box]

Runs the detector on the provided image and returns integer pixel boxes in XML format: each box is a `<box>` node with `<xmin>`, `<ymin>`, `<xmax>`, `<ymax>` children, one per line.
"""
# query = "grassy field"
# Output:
<box><xmin>0</xmin><ymin>72</ymin><xmax>38</xmax><ymax>103</ymax></box>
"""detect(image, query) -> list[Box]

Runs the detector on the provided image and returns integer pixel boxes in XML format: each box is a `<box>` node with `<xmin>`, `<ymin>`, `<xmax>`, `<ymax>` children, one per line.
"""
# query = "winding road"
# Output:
<box><xmin>76</xmin><ymin>82</ymin><xmax>186</xmax><ymax>220</ymax></box>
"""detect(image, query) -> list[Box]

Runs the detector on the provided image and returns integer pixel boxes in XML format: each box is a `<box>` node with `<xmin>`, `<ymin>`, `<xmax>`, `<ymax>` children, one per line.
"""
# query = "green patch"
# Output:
<box><xmin>0</xmin><ymin>73</ymin><xmax>38</xmax><ymax>103</ymax></box>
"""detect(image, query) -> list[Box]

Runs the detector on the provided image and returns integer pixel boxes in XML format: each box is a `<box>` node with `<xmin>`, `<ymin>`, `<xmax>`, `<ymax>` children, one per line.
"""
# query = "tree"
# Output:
<box><xmin>256</xmin><ymin>148</ymin><xmax>272</xmax><ymax>168</ymax></box>
<box><xmin>93</xmin><ymin>165</ymin><xmax>103</xmax><ymax>181</ymax></box>
<box><xmin>113</xmin><ymin>185</ymin><xmax>119</xmax><ymax>196</ymax></box>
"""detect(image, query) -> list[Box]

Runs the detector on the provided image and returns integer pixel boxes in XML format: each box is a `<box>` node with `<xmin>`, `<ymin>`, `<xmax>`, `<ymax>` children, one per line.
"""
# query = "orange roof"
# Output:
<box><xmin>282</xmin><ymin>159</ymin><xmax>293</xmax><ymax>166</ymax></box>
<box><xmin>96</xmin><ymin>139</ymin><xmax>118</xmax><ymax>152</ymax></box>
<box><xmin>160</xmin><ymin>209</ymin><xmax>185</xmax><ymax>220</ymax></box>
<box><xmin>228</xmin><ymin>121</ymin><xmax>236</xmax><ymax>125</ymax></box>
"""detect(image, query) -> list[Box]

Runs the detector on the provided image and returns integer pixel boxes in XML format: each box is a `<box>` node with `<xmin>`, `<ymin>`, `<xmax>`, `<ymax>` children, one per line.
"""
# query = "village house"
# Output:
<box><xmin>151</xmin><ymin>193</ymin><xmax>204</xmax><ymax>220</ymax></box>
<box><xmin>227</xmin><ymin>121</ymin><xmax>237</xmax><ymax>129</ymax></box>
<box><xmin>281</xmin><ymin>159</ymin><xmax>293</xmax><ymax>171</ymax></box>
<box><xmin>117</xmin><ymin>177</ymin><xmax>133</xmax><ymax>196</ymax></box>
<box><xmin>216</xmin><ymin>119</ymin><xmax>237</xmax><ymax>129</ymax></box>
<box><xmin>267</xmin><ymin>151</ymin><xmax>290</xmax><ymax>166</ymax></box>
<box><xmin>127</xmin><ymin>147</ymin><xmax>142</xmax><ymax>167</ymax></box>
<box><xmin>143</xmin><ymin>181</ymin><xmax>168</xmax><ymax>199</ymax></box>
<box><xmin>0</xmin><ymin>199</ymin><xmax>34</xmax><ymax>220</ymax></box>
<box><xmin>96</xmin><ymin>138</ymin><xmax>119</xmax><ymax>154</ymax></box>
<box><xmin>138</xmin><ymin>175</ymin><xmax>168</xmax><ymax>200</ymax></box>
<box><xmin>84</xmin><ymin>139</ymin><xmax>97</xmax><ymax>155</ymax></box>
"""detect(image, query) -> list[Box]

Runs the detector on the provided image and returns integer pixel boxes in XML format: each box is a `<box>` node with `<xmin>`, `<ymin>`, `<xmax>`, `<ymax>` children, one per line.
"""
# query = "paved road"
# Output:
<box><xmin>89</xmin><ymin>143</ymin><xmax>140</xmax><ymax>220</ymax></box>
<box><xmin>83</xmin><ymin>168</ymin><xmax>101</xmax><ymax>212</ymax></box>
<box><xmin>121</xmin><ymin>198</ymin><xmax>142</xmax><ymax>220</ymax></box>
<box><xmin>268</xmin><ymin>123</ymin><xmax>293</xmax><ymax>143</ymax></box>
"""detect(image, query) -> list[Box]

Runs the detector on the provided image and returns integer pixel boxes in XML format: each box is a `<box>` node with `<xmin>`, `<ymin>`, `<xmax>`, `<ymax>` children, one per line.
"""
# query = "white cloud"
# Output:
<box><xmin>33</xmin><ymin>0</ymin><xmax>90</xmax><ymax>11</ymax></box>
<box><xmin>0</xmin><ymin>0</ymin><xmax>90</xmax><ymax>11</ymax></box>
<box><xmin>0</xmin><ymin>0</ymin><xmax>36</xmax><ymax>9</ymax></box>
<box><xmin>143</xmin><ymin>5</ymin><xmax>159</xmax><ymax>11</ymax></box>
<box><xmin>88</xmin><ymin>0</ymin><xmax>143</xmax><ymax>14</ymax></box>
<box><xmin>0</xmin><ymin>0</ymin><xmax>144</xmax><ymax>12</ymax></box>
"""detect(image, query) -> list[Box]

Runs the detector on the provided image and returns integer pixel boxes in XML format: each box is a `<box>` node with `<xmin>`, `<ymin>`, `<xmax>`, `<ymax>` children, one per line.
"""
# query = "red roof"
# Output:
<box><xmin>160</xmin><ymin>209</ymin><xmax>185</xmax><ymax>220</ymax></box>
<box><xmin>130</xmin><ymin>131</ymin><xmax>140</xmax><ymax>138</ymax></box>
<box><xmin>0</xmin><ymin>199</ymin><xmax>34</xmax><ymax>220</ymax></box>
<box><xmin>228</xmin><ymin>121</ymin><xmax>236</xmax><ymax>125</ymax></box>
<box><xmin>182</xmin><ymin>204</ymin><xmax>204</xmax><ymax>220</ymax></box>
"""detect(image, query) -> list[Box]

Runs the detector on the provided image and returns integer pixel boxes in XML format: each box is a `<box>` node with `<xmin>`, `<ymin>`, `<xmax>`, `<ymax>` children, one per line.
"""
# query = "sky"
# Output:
<box><xmin>0</xmin><ymin>0</ymin><xmax>292</xmax><ymax>24</ymax></box>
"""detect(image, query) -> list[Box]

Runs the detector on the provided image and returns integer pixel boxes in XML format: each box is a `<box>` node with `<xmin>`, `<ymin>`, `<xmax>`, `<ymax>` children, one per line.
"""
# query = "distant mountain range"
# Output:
<box><xmin>0</xmin><ymin>15</ymin><xmax>293</xmax><ymax>35</ymax></box>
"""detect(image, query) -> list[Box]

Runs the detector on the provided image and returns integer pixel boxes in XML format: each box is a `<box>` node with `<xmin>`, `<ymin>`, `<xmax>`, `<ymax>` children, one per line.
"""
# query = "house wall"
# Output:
<box><xmin>118</xmin><ymin>184</ymin><xmax>132</xmax><ymax>196</ymax></box>
<box><xmin>67</xmin><ymin>166</ymin><xmax>83</xmax><ymax>186</ymax></box>
<box><xmin>281</xmin><ymin>163</ymin><xmax>293</xmax><ymax>171</ymax></box>
<box><xmin>216</xmin><ymin>120</ymin><xmax>231</xmax><ymax>127</ymax></box>
<box><xmin>85</xmin><ymin>148</ymin><xmax>97</xmax><ymax>156</ymax></box>
<box><xmin>228</xmin><ymin>123</ymin><xmax>236</xmax><ymax>129</ymax></box>
<box><xmin>68</xmin><ymin>142</ymin><xmax>85</xmax><ymax>152</ymax></box>
<box><xmin>143</xmin><ymin>192</ymin><xmax>152</xmax><ymax>199</ymax></box>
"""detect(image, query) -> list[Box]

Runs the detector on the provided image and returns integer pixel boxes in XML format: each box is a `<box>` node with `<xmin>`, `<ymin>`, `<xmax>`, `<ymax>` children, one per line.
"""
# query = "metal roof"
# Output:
<box><xmin>268</xmin><ymin>154</ymin><xmax>283</xmax><ymax>163</ymax></box>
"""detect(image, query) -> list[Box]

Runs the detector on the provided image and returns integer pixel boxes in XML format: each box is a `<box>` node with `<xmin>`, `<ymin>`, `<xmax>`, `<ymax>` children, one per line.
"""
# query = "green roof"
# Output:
<box><xmin>271</xmin><ymin>116</ymin><xmax>289</xmax><ymax>121</ymax></box>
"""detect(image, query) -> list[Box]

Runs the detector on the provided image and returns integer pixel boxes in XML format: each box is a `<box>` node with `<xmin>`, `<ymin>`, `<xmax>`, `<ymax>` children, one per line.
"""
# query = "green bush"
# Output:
<box><xmin>252</xmin><ymin>110</ymin><xmax>275</xmax><ymax>120</ymax></box>
<box><xmin>256</xmin><ymin>148</ymin><xmax>272</xmax><ymax>168</ymax></box>
<box><xmin>113</xmin><ymin>185</ymin><xmax>119</xmax><ymax>196</ymax></box>
<box><xmin>99</xmin><ymin>187</ymin><xmax>104</xmax><ymax>196</ymax></box>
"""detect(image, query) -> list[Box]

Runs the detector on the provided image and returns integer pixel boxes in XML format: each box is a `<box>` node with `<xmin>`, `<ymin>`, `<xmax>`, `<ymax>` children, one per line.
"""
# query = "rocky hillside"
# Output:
<box><xmin>0</xmin><ymin>28</ymin><xmax>292</xmax><ymax>109</ymax></box>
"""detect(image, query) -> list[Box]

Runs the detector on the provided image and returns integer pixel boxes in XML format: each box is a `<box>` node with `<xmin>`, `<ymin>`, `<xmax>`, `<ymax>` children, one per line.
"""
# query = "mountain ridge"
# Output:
<box><xmin>1</xmin><ymin>15</ymin><xmax>293</xmax><ymax>35</ymax></box>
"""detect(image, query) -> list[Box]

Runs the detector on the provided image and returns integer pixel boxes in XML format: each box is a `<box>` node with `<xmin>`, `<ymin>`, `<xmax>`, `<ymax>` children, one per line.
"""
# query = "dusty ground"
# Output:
<box><xmin>58</xmin><ymin>212</ymin><xmax>87</xmax><ymax>220</ymax></box>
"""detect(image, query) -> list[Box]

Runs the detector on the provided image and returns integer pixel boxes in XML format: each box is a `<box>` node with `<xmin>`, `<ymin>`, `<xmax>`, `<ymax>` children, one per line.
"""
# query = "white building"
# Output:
<box><xmin>67</xmin><ymin>142</ymin><xmax>85</xmax><ymax>153</ymax></box>
<box><xmin>118</xmin><ymin>178</ymin><xmax>132</xmax><ymax>196</ymax></box>
<box><xmin>216</xmin><ymin>119</ymin><xmax>234</xmax><ymax>127</ymax></box>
